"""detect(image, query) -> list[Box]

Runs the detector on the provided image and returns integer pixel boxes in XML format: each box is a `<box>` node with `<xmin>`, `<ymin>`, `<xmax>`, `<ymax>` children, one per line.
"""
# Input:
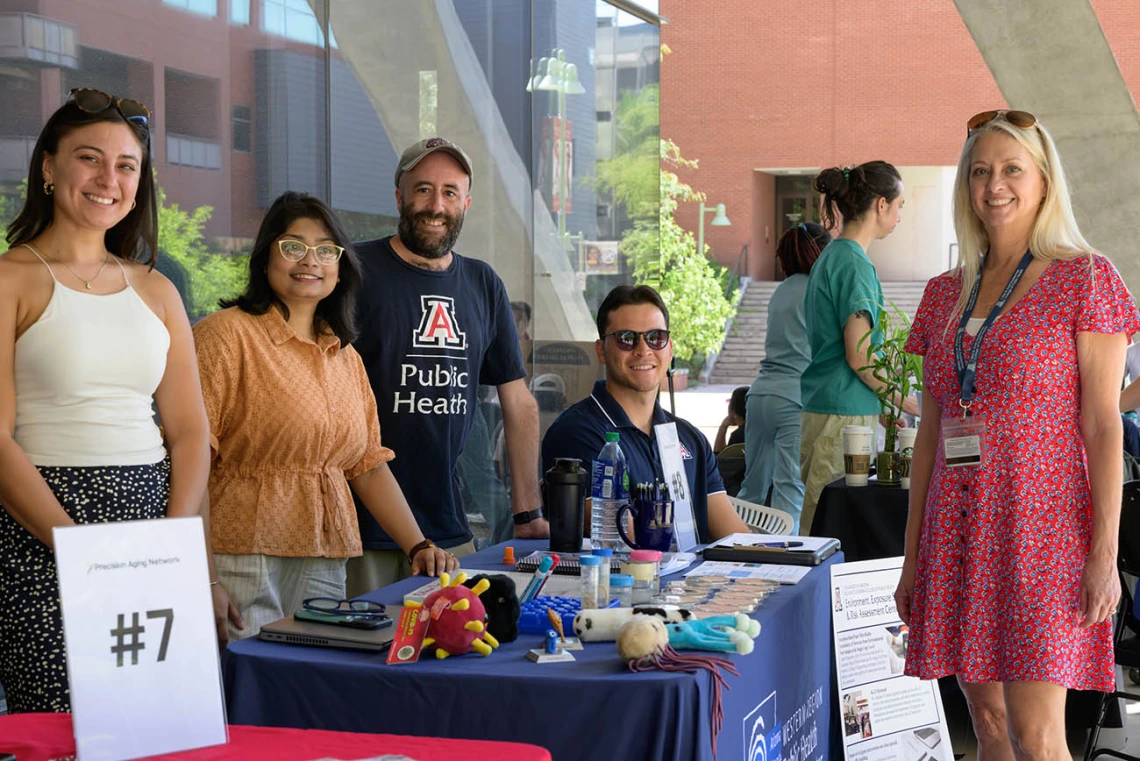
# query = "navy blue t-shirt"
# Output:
<box><xmin>541</xmin><ymin>380</ymin><xmax>726</xmax><ymax>544</ymax></box>
<box><xmin>353</xmin><ymin>236</ymin><xmax>526</xmax><ymax>550</ymax></box>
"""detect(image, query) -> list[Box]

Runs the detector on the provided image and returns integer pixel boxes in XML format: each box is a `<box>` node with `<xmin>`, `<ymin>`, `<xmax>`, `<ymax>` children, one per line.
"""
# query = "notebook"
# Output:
<box><xmin>515</xmin><ymin>551</ymin><xmax>621</xmax><ymax>575</ymax></box>
<box><xmin>258</xmin><ymin>615</ymin><xmax>396</xmax><ymax>652</ymax></box>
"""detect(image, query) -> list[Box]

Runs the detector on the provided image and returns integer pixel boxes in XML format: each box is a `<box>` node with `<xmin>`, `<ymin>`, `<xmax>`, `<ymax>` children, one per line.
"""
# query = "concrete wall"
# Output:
<box><xmin>872</xmin><ymin>166</ymin><xmax>959</xmax><ymax>281</ymax></box>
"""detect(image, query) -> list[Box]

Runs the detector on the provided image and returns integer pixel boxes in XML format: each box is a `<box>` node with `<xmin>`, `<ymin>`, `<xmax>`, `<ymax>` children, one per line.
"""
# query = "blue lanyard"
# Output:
<box><xmin>954</xmin><ymin>250</ymin><xmax>1034</xmax><ymax>411</ymax></box>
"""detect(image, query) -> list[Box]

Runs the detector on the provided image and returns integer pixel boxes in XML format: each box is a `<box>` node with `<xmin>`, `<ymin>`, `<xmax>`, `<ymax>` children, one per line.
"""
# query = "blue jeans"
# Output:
<box><xmin>739</xmin><ymin>394</ymin><xmax>805</xmax><ymax>532</ymax></box>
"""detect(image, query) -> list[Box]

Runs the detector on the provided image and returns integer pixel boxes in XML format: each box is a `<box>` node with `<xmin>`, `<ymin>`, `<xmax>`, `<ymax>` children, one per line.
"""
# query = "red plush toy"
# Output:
<box><xmin>408</xmin><ymin>572</ymin><xmax>500</xmax><ymax>658</ymax></box>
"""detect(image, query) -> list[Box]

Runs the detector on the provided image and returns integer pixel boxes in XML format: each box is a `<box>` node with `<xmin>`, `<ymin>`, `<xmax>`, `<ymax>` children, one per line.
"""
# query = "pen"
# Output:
<box><xmin>745</xmin><ymin>541</ymin><xmax>804</xmax><ymax>549</ymax></box>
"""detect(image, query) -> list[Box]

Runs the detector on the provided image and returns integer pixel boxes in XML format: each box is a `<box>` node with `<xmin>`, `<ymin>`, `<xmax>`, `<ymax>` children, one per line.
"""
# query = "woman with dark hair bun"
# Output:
<box><xmin>0</xmin><ymin>89</ymin><xmax>210</xmax><ymax>712</ymax></box>
<box><xmin>798</xmin><ymin>161</ymin><xmax>920</xmax><ymax>531</ymax></box>
<box><xmin>738</xmin><ymin>222</ymin><xmax>830</xmax><ymax>532</ymax></box>
<box><xmin>193</xmin><ymin>191</ymin><xmax>457</xmax><ymax>645</ymax></box>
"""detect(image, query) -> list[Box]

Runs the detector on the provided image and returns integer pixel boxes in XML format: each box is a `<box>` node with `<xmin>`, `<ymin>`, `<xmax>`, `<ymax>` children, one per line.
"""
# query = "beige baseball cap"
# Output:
<box><xmin>394</xmin><ymin>137</ymin><xmax>473</xmax><ymax>187</ymax></box>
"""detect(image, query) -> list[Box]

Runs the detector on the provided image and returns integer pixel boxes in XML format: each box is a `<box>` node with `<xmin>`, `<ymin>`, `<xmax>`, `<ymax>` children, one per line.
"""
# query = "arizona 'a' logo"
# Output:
<box><xmin>413</xmin><ymin>295</ymin><xmax>467</xmax><ymax>350</ymax></box>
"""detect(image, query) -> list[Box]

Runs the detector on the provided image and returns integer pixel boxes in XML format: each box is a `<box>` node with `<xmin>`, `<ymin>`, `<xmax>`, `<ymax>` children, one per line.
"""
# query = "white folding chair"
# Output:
<box><xmin>729</xmin><ymin>497</ymin><xmax>794</xmax><ymax>535</ymax></box>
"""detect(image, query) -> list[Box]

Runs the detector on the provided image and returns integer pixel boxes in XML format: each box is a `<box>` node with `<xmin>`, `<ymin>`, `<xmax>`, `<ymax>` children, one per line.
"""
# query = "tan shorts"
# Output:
<box><xmin>344</xmin><ymin>540</ymin><xmax>477</xmax><ymax>599</ymax></box>
<box><xmin>215</xmin><ymin>553</ymin><xmax>346</xmax><ymax>642</ymax></box>
<box><xmin>800</xmin><ymin>412</ymin><xmax>876</xmax><ymax>532</ymax></box>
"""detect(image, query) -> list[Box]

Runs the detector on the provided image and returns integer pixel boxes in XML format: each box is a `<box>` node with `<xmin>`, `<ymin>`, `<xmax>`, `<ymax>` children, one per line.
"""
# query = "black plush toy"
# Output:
<box><xmin>463</xmin><ymin>573</ymin><xmax>520</xmax><ymax>643</ymax></box>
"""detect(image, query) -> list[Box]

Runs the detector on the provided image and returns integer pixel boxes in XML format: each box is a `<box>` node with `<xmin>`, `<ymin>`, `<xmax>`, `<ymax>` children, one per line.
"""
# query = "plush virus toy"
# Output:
<box><xmin>407</xmin><ymin>572</ymin><xmax>500</xmax><ymax>658</ymax></box>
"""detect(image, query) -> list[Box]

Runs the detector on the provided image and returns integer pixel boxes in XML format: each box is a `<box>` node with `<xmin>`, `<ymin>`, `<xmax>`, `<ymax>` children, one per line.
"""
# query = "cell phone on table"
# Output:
<box><xmin>294</xmin><ymin>608</ymin><xmax>393</xmax><ymax>630</ymax></box>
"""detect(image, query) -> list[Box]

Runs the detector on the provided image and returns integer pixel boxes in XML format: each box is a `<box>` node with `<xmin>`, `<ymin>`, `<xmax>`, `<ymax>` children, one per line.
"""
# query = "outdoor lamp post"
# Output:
<box><xmin>697</xmin><ymin>201</ymin><xmax>731</xmax><ymax>259</ymax></box>
<box><xmin>528</xmin><ymin>48</ymin><xmax>585</xmax><ymax>250</ymax></box>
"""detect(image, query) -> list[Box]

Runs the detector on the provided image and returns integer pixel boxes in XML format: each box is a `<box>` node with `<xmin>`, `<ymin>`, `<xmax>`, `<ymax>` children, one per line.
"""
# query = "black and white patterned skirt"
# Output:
<box><xmin>0</xmin><ymin>459</ymin><xmax>169</xmax><ymax>713</ymax></box>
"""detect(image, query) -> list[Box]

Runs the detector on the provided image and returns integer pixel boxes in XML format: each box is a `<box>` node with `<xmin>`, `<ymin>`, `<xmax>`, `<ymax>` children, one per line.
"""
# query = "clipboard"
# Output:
<box><xmin>701</xmin><ymin>538</ymin><xmax>840</xmax><ymax>566</ymax></box>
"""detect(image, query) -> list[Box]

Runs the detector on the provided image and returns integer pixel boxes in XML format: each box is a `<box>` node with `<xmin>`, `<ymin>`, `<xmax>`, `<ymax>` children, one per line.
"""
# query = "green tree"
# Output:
<box><xmin>603</xmin><ymin>138</ymin><xmax>737</xmax><ymax>363</ymax></box>
<box><xmin>156</xmin><ymin>186</ymin><xmax>248</xmax><ymax>319</ymax></box>
<box><xmin>593</xmin><ymin>84</ymin><xmax>660</xmax><ymax>222</ymax></box>
<box><xmin>0</xmin><ymin>179</ymin><xmax>29</xmax><ymax>254</ymax></box>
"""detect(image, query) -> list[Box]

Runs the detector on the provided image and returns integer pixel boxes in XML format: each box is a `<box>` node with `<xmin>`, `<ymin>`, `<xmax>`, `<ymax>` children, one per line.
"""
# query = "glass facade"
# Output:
<box><xmin>0</xmin><ymin>0</ymin><xmax>660</xmax><ymax>547</ymax></box>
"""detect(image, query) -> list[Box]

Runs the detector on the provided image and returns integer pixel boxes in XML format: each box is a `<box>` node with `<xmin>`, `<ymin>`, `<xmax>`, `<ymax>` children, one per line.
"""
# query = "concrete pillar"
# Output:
<box><xmin>954</xmin><ymin>0</ymin><xmax>1140</xmax><ymax>292</ymax></box>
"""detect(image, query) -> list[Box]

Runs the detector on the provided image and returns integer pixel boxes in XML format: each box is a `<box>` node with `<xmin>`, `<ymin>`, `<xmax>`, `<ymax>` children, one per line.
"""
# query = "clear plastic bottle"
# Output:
<box><xmin>592</xmin><ymin>547</ymin><xmax>613</xmax><ymax>606</ymax></box>
<box><xmin>590</xmin><ymin>432</ymin><xmax>628</xmax><ymax>551</ymax></box>
<box><xmin>579</xmin><ymin>554</ymin><xmax>603</xmax><ymax>609</ymax></box>
<box><xmin>610</xmin><ymin>574</ymin><xmax>634</xmax><ymax>607</ymax></box>
<box><xmin>621</xmin><ymin>549</ymin><xmax>662</xmax><ymax>605</ymax></box>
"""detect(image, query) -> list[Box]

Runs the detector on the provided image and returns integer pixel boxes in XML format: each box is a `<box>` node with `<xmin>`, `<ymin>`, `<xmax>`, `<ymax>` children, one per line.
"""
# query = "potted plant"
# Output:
<box><xmin>858</xmin><ymin>303</ymin><xmax>923</xmax><ymax>486</ymax></box>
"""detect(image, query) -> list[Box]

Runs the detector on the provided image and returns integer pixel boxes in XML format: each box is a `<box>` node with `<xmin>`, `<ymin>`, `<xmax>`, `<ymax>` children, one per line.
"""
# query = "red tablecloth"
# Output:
<box><xmin>0</xmin><ymin>713</ymin><xmax>552</xmax><ymax>761</ymax></box>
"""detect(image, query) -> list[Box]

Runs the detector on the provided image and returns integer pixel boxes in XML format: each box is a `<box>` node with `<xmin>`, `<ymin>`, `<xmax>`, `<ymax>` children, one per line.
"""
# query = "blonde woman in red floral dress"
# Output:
<box><xmin>896</xmin><ymin>109</ymin><xmax>1140</xmax><ymax>759</ymax></box>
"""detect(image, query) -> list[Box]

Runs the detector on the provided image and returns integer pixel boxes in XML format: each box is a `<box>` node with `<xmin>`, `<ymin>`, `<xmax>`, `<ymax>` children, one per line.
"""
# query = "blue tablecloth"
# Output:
<box><xmin>223</xmin><ymin>541</ymin><xmax>841</xmax><ymax>761</ymax></box>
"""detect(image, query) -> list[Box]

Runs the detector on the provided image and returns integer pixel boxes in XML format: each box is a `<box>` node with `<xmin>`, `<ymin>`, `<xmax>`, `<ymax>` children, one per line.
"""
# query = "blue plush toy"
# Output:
<box><xmin>666</xmin><ymin>613</ymin><xmax>761</xmax><ymax>655</ymax></box>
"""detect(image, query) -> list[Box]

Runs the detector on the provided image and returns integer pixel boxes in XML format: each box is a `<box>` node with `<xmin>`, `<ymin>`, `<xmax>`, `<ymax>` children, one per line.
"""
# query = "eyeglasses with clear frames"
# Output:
<box><xmin>277</xmin><ymin>239</ymin><xmax>345</xmax><ymax>265</ymax></box>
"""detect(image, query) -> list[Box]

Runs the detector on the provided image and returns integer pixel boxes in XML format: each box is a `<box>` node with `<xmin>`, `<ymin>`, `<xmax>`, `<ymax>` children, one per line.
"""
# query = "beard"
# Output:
<box><xmin>397</xmin><ymin>202</ymin><xmax>465</xmax><ymax>260</ymax></box>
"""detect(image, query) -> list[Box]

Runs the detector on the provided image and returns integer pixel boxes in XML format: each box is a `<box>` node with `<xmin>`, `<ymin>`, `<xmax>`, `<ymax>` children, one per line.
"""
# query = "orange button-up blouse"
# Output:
<box><xmin>193</xmin><ymin>307</ymin><xmax>393</xmax><ymax>558</ymax></box>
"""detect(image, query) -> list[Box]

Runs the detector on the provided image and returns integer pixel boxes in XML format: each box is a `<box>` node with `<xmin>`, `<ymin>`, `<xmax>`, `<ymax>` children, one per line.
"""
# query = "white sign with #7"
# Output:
<box><xmin>54</xmin><ymin>516</ymin><xmax>227</xmax><ymax>761</ymax></box>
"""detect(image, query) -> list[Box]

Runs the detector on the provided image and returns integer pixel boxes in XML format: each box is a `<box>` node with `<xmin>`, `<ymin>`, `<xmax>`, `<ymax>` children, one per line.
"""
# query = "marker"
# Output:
<box><xmin>534</xmin><ymin>553</ymin><xmax>560</xmax><ymax>597</ymax></box>
<box><xmin>749</xmin><ymin>541</ymin><xmax>804</xmax><ymax>549</ymax></box>
<box><xmin>520</xmin><ymin>554</ymin><xmax>559</xmax><ymax>604</ymax></box>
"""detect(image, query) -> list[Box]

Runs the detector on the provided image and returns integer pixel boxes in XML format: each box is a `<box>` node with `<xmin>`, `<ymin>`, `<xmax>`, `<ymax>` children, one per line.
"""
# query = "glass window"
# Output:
<box><xmin>0</xmin><ymin>0</ymin><xmax>658</xmax><ymax>551</ymax></box>
<box><xmin>230</xmin><ymin>0</ymin><xmax>251</xmax><ymax>25</ymax></box>
<box><xmin>232</xmin><ymin>104</ymin><xmax>252</xmax><ymax>152</ymax></box>
<box><xmin>163</xmin><ymin>0</ymin><xmax>218</xmax><ymax>18</ymax></box>
<box><xmin>262</xmin><ymin>0</ymin><xmax>323</xmax><ymax>46</ymax></box>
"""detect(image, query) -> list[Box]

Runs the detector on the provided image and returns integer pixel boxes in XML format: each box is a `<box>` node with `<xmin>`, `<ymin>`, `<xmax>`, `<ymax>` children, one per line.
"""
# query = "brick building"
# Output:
<box><xmin>661</xmin><ymin>0</ymin><xmax>1137</xmax><ymax>283</ymax></box>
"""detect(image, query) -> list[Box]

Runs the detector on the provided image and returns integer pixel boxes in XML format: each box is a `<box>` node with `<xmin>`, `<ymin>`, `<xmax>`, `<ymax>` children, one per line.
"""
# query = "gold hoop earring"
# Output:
<box><xmin>43</xmin><ymin>182</ymin><xmax>54</xmax><ymax>196</ymax></box>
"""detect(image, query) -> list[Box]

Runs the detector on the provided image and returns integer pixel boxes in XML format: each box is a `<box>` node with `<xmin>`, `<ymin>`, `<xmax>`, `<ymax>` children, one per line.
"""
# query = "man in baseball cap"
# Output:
<box><xmin>347</xmin><ymin>136</ymin><xmax>545</xmax><ymax>597</ymax></box>
<box><xmin>394</xmin><ymin>136</ymin><xmax>474</xmax><ymax>188</ymax></box>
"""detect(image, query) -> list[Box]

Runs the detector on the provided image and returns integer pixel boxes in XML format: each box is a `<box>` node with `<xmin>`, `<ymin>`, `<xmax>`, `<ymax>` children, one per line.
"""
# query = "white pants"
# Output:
<box><xmin>214</xmin><ymin>554</ymin><xmax>346</xmax><ymax>641</ymax></box>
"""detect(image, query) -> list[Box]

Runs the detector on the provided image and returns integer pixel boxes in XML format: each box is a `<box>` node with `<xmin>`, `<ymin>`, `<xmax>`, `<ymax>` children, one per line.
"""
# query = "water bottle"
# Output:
<box><xmin>590</xmin><ymin>432</ymin><xmax>628</xmax><ymax>551</ymax></box>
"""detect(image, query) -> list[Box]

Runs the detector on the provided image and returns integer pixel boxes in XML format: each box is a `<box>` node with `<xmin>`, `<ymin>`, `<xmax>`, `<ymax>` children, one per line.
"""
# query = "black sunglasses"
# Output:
<box><xmin>69</xmin><ymin>88</ymin><xmax>151</xmax><ymax>127</ymax></box>
<box><xmin>302</xmin><ymin>597</ymin><xmax>387</xmax><ymax>618</ymax></box>
<box><xmin>966</xmin><ymin>109</ymin><xmax>1036</xmax><ymax>136</ymax></box>
<box><xmin>604</xmin><ymin>329</ymin><xmax>670</xmax><ymax>351</ymax></box>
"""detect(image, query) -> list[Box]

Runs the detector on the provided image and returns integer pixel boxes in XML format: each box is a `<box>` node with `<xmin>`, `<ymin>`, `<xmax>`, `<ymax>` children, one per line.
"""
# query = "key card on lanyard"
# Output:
<box><xmin>948</xmin><ymin>250</ymin><xmax>1032</xmax><ymax>468</ymax></box>
<box><xmin>942</xmin><ymin>413</ymin><xmax>987</xmax><ymax>468</ymax></box>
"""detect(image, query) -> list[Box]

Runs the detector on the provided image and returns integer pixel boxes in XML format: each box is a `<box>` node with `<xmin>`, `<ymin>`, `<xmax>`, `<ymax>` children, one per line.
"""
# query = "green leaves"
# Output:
<box><xmin>857</xmin><ymin>301</ymin><xmax>923</xmax><ymax>450</ymax></box>
<box><xmin>156</xmin><ymin>185</ymin><xmax>247</xmax><ymax>319</ymax></box>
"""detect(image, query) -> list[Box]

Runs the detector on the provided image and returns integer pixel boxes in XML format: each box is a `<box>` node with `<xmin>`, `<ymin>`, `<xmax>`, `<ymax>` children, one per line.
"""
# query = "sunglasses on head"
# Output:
<box><xmin>966</xmin><ymin>109</ymin><xmax>1036</xmax><ymax>136</ymax></box>
<box><xmin>69</xmin><ymin>88</ymin><xmax>151</xmax><ymax>127</ymax></box>
<box><xmin>604</xmin><ymin>329</ymin><xmax>670</xmax><ymax>351</ymax></box>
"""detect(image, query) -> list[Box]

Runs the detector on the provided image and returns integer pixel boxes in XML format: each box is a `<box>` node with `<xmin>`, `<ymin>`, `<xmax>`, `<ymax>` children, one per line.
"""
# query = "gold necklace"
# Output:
<box><xmin>53</xmin><ymin>251</ymin><xmax>111</xmax><ymax>289</ymax></box>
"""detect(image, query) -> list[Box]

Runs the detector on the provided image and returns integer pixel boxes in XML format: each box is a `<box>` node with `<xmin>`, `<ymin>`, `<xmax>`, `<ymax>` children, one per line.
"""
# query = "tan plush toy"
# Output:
<box><xmin>615</xmin><ymin>616</ymin><xmax>740</xmax><ymax>760</ymax></box>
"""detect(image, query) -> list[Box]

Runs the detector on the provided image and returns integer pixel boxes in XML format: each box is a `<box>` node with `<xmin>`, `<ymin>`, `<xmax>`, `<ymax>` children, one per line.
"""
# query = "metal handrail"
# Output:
<box><xmin>724</xmin><ymin>244</ymin><xmax>749</xmax><ymax>299</ymax></box>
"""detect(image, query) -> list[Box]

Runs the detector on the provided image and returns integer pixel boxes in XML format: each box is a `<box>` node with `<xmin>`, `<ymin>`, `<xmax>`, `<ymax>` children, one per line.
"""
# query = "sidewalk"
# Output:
<box><xmin>667</xmin><ymin>383</ymin><xmax>747</xmax><ymax>447</ymax></box>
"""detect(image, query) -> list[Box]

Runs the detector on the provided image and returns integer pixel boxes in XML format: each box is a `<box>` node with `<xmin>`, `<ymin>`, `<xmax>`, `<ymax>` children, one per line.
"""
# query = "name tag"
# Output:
<box><xmin>942</xmin><ymin>414</ymin><xmax>986</xmax><ymax>468</ymax></box>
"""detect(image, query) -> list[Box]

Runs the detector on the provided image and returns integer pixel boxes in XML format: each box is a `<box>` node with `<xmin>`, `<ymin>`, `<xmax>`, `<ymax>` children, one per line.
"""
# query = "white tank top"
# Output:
<box><xmin>14</xmin><ymin>244</ymin><xmax>170</xmax><ymax>466</ymax></box>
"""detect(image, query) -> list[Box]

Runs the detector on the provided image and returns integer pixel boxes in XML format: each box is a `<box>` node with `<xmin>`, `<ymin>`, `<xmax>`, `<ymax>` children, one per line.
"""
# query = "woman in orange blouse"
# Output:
<box><xmin>194</xmin><ymin>191</ymin><xmax>457</xmax><ymax>643</ymax></box>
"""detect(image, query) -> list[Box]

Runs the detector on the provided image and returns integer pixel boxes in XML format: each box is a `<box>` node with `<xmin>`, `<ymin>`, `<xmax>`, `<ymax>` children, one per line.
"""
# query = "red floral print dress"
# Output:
<box><xmin>903</xmin><ymin>254</ymin><xmax>1140</xmax><ymax>690</ymax></box>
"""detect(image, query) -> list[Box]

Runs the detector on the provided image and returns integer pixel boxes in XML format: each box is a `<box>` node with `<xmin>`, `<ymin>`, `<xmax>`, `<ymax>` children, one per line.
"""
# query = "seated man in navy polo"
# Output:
<box><xmin>541</xmin><ymin>284</ymin><xmax>750</xmax><ymax>542</ymax></box>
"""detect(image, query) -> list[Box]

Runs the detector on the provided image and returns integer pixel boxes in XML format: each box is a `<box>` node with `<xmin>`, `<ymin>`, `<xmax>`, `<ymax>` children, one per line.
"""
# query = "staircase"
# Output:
<box><xmin>709</xmin><ymin>280</ymin><xmax>929</xmax><ymax>386</ymax></box>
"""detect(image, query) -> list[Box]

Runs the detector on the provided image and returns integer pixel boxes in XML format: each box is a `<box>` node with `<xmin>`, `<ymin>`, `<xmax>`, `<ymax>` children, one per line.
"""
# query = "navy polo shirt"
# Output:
<box><xmin>541</xmin><ymin>380</ymin><xmax>726</xmax><ymax>543</ymax></box>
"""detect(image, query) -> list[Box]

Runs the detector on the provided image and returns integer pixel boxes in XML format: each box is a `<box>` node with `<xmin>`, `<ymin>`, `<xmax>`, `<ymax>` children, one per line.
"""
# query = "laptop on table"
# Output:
<box><xmin>258</xmin><ymin>615</ymin><xmax>396</xmax><ymax>652</ymax></box>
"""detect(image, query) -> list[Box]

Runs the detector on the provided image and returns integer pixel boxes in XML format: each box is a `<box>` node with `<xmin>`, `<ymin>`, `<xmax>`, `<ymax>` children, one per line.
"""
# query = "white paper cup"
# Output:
<box><xmin>842</xmin><ymin>425</ymin><xmax>873</xmax><ymax>487</ymax></box>
<box><xmin>897</xmin><ymin>427</ymin><xmax>918</xmax><ymax>490</ymax></box>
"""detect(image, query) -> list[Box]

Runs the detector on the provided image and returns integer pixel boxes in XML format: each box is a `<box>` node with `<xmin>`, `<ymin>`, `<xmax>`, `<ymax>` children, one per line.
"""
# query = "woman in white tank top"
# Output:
<box><xmin>0</xmin><ymin>90</ymin><xmax>210</xmax><ymax>713</ymax></box>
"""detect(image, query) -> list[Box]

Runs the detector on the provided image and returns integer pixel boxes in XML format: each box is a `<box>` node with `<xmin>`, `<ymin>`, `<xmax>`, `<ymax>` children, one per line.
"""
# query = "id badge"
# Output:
<box><xmin>941</xmin><ymin>413</ymin><xmax>986</xmax><ymax>468</ymax></box>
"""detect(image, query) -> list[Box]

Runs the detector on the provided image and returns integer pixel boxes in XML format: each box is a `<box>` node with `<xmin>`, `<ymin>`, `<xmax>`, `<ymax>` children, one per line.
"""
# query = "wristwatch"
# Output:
<box><xmin>512</xmin><ymin>508</ymin><xmax>544</xmax><ymax>525</ymax></box>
